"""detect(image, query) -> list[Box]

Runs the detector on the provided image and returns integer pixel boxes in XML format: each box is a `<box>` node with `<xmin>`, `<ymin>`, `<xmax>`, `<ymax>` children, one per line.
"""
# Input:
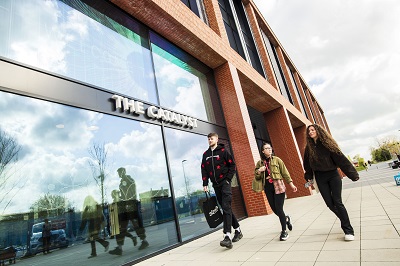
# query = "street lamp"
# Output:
<box><xmin>181</xmin><ymin>160</ymin><xmax>191</xmax><ymax>215</ymax></box>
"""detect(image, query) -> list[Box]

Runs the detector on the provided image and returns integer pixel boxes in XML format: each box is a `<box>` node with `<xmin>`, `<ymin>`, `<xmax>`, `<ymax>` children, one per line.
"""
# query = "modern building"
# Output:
<box><xmin>0</xmin><ymin>0</ymin><xmax>329</xmax><ymax>265</ymax></box>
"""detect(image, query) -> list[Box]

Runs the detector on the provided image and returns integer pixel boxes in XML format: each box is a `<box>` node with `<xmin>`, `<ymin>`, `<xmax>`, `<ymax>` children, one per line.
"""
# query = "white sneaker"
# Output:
<box><xmin>344</xmin><ymin>234</ymin><xmax>355</xmax><ymax>241</ymax></box>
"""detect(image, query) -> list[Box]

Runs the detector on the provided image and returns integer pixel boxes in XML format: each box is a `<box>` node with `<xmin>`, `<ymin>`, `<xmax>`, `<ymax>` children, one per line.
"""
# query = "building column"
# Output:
<box><xmin>214</xmin><ymin>62</ymin><xmax>271</xmax><ymax>216</ymax></box>
<box><xmin>264</xmin><ymin>107</ymin><xmax>311</xmax><ymax>198</ymax></box>
<box><xmin>293</xmin><ymin>72</ymin><xmax>314</xmax><ymax>121</ymax></box>
<box><xmin>243</xmin><ymin>2</ymin><xmax>279</xmax><ymax>90</ymax></box>
<box><xmin>275</xmin><ymin>47</ymin><xmax>301</xmax><ymax>110</ymax></box>
<box><xmin>203</xmin><ymin>0</ymin><xmax>230</xmax><ymax>45</ymax></box>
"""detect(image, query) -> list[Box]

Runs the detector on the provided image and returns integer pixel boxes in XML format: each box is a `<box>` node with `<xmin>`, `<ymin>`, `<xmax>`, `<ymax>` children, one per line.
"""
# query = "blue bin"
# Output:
<box><xmin>394</xmin><ymin>174</ymin><xmax>400</xmax><ymax>186</ymax></box>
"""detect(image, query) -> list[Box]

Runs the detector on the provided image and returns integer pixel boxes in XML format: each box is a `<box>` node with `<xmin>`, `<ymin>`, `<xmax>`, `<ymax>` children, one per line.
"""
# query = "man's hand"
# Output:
<box><xmin>203</xmin><ymin>186</ymin><xmax>209</xmax><ymax>192</ymax></box>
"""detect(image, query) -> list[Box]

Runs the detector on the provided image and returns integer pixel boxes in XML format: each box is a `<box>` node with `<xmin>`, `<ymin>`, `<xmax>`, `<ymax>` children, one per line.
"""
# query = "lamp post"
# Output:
<box><xmin>181</xmin><ymin>160</ymin><xmax>191</xmax><ymax>215</ymax></box>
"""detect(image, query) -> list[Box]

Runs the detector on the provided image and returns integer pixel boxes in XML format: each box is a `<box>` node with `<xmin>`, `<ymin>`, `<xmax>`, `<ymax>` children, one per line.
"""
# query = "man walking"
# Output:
<box><xmin>109</xmin><ymin>167</ymin><xmax>149</xmax><ymax>255</ymax></box>
<box><xmin>201</xmin><ymin>133</ymin><xmax>242</xmax><ymax>249</ymax></box>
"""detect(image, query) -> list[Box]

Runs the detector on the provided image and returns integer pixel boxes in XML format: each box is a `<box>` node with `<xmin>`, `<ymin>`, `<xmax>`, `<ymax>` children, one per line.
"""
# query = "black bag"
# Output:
<box><xmin>202</xmin><ymin>192</ymin><xmax>223</xmax><ymax>228</ymax></box>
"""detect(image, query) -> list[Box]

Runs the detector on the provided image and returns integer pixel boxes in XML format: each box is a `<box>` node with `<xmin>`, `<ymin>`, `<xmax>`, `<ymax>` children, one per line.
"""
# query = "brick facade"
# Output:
<box><xmin>111</xmin><ymin>0</ymin><xmax>330</xmax><ymax>217</ymax></box>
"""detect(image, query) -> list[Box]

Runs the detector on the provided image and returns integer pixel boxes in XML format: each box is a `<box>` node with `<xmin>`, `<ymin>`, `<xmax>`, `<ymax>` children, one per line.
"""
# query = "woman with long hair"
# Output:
<box><xmin>255</xmin><ymin>142</ymin><xmax>297</xmax><ymax>241</ymax></box>
<box><xmin>303</xmin><ymin>124</ymin><xmax>359</xmax><ymax>241</ymax></box>
<box><xmin>79</xmin><ymin>195</ymin><xmax>110</xmax><ymax>258</ymax></box>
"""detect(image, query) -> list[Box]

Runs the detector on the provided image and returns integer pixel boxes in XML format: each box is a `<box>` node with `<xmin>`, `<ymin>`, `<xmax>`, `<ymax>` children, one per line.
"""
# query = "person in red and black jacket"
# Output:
<box><xmin>201</xmin><ymin>132</ymin><xmax>242</xmax><ymax>249</ymax></box>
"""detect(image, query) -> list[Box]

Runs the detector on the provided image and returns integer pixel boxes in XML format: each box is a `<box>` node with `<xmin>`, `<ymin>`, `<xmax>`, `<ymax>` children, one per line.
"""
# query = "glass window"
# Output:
<box><xmin>218</xmin><ymin>0</ymin><xmax>246</xmax><ymax>59</ymax></box>
<box><xmin>164</xmin><ymin>129</ymin><xmax>220</xmax><ymax>241</ymax></box>
<box><xmin>286</xmin><ymin>65</ymin><xmax>308</xmax><ymax>118</ymax></box>
<box><xmin>0</xmin><ymin>0</ymin><xmax>158</xmax><ymax>103</ymax></box>
<box><xmin>231</xmin><ymin>0</ymin><xmax>264</xmax><ymax>77</ymax></box>
<box><xmin>150</xmin><ymin>32</ymin><xmax>218</xmax><ymax>123</ymax></box>
<box><xmin>261</xmin><ymin>31</ymin><xmax>293</xmax><ymax>104</ymax></box>
<box><xmin>0</xmin><ymin>90</ymin><xmax>176</xmax><ymax>265</ymax></box>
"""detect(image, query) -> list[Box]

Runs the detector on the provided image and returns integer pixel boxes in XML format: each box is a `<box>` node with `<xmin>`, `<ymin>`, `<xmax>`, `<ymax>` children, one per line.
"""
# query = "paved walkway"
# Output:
<box><xmin>136</xmin><ymin>161</ymin><xmax>400</xmax><ymax>266</ymax></box>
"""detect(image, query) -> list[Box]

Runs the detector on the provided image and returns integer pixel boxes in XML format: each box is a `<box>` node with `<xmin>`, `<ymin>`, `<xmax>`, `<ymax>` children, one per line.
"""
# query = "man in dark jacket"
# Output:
<box><xmin>201</xmin><ymin>133</ymin><xmax>242</xmax><ymax>249</ymax></box>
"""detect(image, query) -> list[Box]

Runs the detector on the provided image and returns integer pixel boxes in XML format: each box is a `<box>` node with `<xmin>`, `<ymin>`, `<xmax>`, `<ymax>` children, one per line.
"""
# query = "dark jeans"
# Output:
<box><xmin>264</xmin><ymin>181</ymin><xmax>287</xmax><ymax>231</ymax></box>
<box><xmin>315</xmin><ymin>169</ymin><xmax>354</xmax><ymax>235</ymax></box>
<box><xmin>42</xmin><ymin>236</ymin><xmax>51</xmax><ymax>253</ymax></box>
<box><xmin>214</xmin><ymin>180</ymin><xmax>239</xmax><ymax>234</ymax></box>
<box><xmin>90</xmin><ymin>237</ymin><xmax>108</xmax><ymax>255</ymax></box>
<box><xmin>116</xmin><ymin>200</ymin><xmax>146</xmax><ymax>246</ymax></box>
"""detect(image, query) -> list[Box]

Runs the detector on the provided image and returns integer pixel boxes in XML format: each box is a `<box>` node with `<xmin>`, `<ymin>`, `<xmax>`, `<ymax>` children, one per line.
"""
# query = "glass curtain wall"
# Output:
<box><xmin>0</xmin><ymin>0</ymin><xmax>241</xmax><ymax>265</ymax></box>
<box><xmin>260</xmin><ymin>30</ymin><xmax>293</xmax><ymax>104</ymax></box>
<box><xmin>286</xmin><ymin>65</ymin><xmax>308</xmax><ymax>118</ymax></box>
<box><xmin>0</xmin><ymin>0</ymin><xmax>158</xmax><ymax>104</ymax></box>
<box><xmin>0</xmin><ymin>90</ymin><xmax>176</xmax><ymax>265</ymax></box>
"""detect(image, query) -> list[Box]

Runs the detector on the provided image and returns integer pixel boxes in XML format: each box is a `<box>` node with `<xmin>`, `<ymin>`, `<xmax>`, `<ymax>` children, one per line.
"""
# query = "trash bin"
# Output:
<box><xmin>394</xmin><ymin>173</ymin><xmax>400</xmax><ymax>186</ymax></box>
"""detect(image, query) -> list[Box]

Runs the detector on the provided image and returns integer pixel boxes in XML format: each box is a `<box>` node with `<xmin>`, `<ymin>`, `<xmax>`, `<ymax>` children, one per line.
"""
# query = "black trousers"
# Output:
<box><xmin>116</xmin><ymin>201</ymin><xmax>146</xmax><ymax>246</ymax></box>
<box><xmin>214</xmin><ymin>180</ymin><xmax>239</xmax><ymax>234</ymax></box>
<box><xmin>315</xmin><ymin>169</ymin><xmax>354</xmax><ymax>235</ymax></box>
<box><xmin>90</xmin><ymin>237</ymin><xmax>108</xmax><ymax>255</ymax></box>
<box><xmin>264</xmin><ymin>181</ymin><xmax>287</xmax><ymax>231</ymax></box>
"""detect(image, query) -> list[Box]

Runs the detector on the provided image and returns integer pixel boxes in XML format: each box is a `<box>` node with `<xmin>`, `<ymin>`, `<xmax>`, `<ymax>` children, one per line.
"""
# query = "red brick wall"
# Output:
<box><xmin>264</xmin><ymin>107</ymin><xmax>311</xmax><ymax>198</ymax></box>
<box><xmin>214</xmin><ymin>62</ymin><xmax>271</xmax><ymax>216</ymax></box>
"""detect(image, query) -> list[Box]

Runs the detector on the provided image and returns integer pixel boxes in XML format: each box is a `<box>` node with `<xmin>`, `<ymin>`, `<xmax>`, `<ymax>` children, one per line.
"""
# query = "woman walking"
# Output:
<box><xmin>79</xmin><ymin>195</ymin><xmax>110</xmax><ymax>258</ymax></box>
<box><xmin>303</xmin><ymin>124</ymin><xmax>359</xmax><ymax>241</ymax></box>
<box><xmin>255</xmin><ymin>142</ymin><xmax>297</xmax><ymax>241</ymax></box>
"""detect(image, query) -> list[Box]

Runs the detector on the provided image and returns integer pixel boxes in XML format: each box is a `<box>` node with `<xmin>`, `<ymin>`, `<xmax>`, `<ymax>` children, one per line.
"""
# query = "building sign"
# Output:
<box><xmin>111</xmin><ymin>95</ymin><xmax>198</xmax><ymax>128</ymax></box>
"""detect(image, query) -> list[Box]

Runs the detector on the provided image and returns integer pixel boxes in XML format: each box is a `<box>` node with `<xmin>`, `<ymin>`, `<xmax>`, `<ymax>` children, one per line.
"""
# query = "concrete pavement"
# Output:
<box><xmin>136</xmin><ymin>161</ymin><xmax>400</xmax><ymax>265</ymax></box>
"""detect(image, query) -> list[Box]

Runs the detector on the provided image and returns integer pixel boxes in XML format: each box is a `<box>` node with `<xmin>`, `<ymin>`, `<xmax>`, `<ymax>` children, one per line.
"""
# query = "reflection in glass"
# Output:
<box><xmin>164</xmin><ymin>128</ymin><xmax>220</xmax><ymax>241</ymax></box>
<box><xmin>151</xmin><ymin>32</ymin><xmax>216</xmax><ymax>123</ymax></box>
<box><xmin>0</xmin><ymin>0</ymin><xmax>157</xmax><ymax>103</ymax></box>
<box><xmin>0</xmin><ymin>90</ymin><xmax>177</xmax><ymax>265</ymax></box>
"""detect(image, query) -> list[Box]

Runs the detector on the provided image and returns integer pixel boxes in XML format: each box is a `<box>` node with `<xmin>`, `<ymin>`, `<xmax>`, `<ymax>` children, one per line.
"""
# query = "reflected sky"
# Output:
<box><xmin>0</xmin><ymin>91</ymin><xmax>171</xmax><ymax>216</ymax></box>
<box><xmin>0</xmin><ymin>0</ymin><xmax>157</xmax><ymax>103</ymax></box>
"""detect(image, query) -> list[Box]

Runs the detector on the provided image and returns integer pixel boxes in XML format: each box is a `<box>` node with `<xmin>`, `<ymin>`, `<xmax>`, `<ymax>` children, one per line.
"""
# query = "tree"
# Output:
<box><xmin>88</xmin><ymin>143</ymin><xmax>109</xmax><ymax>206</ymax></box>
<box><xmin>0</xmin><ymin>129</ymin><xmax>21</xmax><ymax>211</ymax></box>
<box><xmin>371</xmin><ymin>147</ymin><xmax>392</xmax><ymax>162</ymax></box>
<box><xmin>30</xmin><ymin>193</ymin><xmax>72</xmax><ymax>218</ymax></box>
<box><xmin>370</xmin><ymin>136</ymin><xmax>400</xmax><ymax>162</ymax></box>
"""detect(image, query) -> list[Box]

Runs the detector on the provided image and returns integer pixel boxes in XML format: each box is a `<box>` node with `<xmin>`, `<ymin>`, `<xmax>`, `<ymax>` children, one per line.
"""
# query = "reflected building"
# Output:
<box><xmin>0</xmin><ymin>0</ymin><xmax>329</xmax><ymax>264</ymax></box>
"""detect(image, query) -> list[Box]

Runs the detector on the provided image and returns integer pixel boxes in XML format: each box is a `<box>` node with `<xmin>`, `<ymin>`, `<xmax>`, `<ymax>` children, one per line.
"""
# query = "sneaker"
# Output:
<box><xmin>138</xmin><ymin>240</ymin><xmax>149</xmax><ymax>250</ymax></box>
<box><xmin>88</xmin><ymin>254</ymin><xmax>97</xmax><ymax>258</ymax></box>
<box><xmin>219</xmin><ymin>236</ymin><xmax>233</xmax><ymax>249</ymax></box>
<box><xmin>232</xmin><ymin>231</ymin><xmax>243</xmax><ymax>242</ymax></box>
<box><xmin>280</xmin><ymin>230</ymin><xmax>289</xmax><ymax>241</ymax></box>
<box><xmin>286</xmin><ymin>215</ymin><xmax>293</xmax><ymax>231</ymax></box>
<box><xmin>344</xmin><ymin>234</ymin><xmax>355</xmax><ymax>241</ymax></box>
<box><xmin>104</xmin><ymin>242</ymin><xmax>110</xmax><ymax>252</ymax></box>
<box><xmin>132</xmin><ymin>236</ymin><xmax>138</xmax><ymax>246</ymax></box>
<box><xmin>108</xmin><ymin>247</ymin><xmax>122</xmax><ymax>255</ymax></box>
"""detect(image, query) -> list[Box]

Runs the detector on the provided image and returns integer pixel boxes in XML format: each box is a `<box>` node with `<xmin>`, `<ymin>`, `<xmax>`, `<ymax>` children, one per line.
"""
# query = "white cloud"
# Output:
<box><xmin>253</xmin><ymin>0</ymin><xmax>400</xmax><ymax>160</ymax></box>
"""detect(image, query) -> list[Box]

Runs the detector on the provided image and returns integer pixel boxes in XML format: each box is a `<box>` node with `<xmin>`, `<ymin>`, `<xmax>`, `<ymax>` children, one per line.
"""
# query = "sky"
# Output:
<box><xmin>253</xmin><ymin>0</ymin><xmax>400</xmax><ymax>160</ymax></box>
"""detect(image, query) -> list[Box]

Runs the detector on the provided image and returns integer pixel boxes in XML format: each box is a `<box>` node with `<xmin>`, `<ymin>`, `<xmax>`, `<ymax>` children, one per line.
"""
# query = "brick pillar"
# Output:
<box><xmin>203</xmin><ymin>0</ymin><xmax>230</xmax><ymax>45</ymax></box>
<box><xmin>275</xmin><ymin>47</ymin><xmax>301</xmax><ymax>110</ymax></box>
<box><xmin>264</xmin><ymin>107</ymin><xmax>311</xmax><ymax>198</ymax></box>
<box><xmin>214</xmin><ymin>62</ymin><xmax>271</xmax><ymax>216</ymax></box>
<box><xmin>293</xmin><ymin>72</ymin><xmax>313</xmax><ymax>121</ymax></box>
<box><xmin>243</xmin><ymin>2</ymin><xmax>279</xmax><ymax>90</ymax></box>
<box><xmin>304</xmin><ymin>89</ymin><xmax>319</xmax><ymax>124</ymax></box>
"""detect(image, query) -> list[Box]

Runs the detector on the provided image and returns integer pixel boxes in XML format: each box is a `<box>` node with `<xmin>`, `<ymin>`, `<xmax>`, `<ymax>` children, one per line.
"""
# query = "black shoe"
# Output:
<box><xmin>286</xmin><ymin>215</ymin><xmax>293</xmax><ymax>231</ymax></box>
<box><xmin>220</xmin><ymin>236</ymin><xmax>233</xmax><ymax>249</ymax></box>
<box><xmin>108</xmin><ymin>247</ymin><xmax>122</xmax><ymax>255</ymax></box>
<box><xmin>132</xmin><ymin>236</ymin><xmax>138</xmax><ymax>246</ymax></box>
<box><xmin>232</xmin><ymin>231</ymin><xmax>243</xmax><ymax>242</ymax></box>
<box><xmin>280</xmin><ymin>230</ymin><xmax>289</xmax><ymax>241</ymax></box>
<box><xmin>104</xmin><ymin>242</ymin><xmax>110</xmax><ymax>252</ymax></box>
<box><xmin>88</xmin><ymin>254</ymin><xmax>97</xmax><ymax>258</ymax></box>
<box><xmin>138</xmin><ymin>240</ymin><xmax>149</xmax><ymax>250</ymax></box>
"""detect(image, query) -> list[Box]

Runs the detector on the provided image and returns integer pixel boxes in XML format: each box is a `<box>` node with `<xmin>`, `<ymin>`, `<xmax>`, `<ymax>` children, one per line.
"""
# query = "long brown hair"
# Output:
<box><xmin>305</xmin><ymin>124</ymin><xmax>341</xmax><ymax>162</ymax></box>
